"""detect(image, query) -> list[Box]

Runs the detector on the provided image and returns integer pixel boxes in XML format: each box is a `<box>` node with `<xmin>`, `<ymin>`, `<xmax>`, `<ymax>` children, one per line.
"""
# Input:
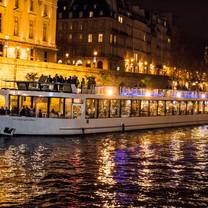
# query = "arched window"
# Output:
<box><xmin>97</xmin><ymin>61</ymin><xmax>103</xmax><ymax>69</ymax></box>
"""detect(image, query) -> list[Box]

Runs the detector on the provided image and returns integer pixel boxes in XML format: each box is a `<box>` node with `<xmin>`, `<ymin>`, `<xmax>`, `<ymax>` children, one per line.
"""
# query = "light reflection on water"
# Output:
<box><xmin>0</xmin><ymin>126</ymin><xmax>208</xmax><ymax>207</ymax></box>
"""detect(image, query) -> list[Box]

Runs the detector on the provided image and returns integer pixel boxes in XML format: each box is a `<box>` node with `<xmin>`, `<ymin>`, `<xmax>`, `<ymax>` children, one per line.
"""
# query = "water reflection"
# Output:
<box><xmin>0</xmin><ymin>126</ymin><xmax>208</xmax><ymax>207</ymax></box>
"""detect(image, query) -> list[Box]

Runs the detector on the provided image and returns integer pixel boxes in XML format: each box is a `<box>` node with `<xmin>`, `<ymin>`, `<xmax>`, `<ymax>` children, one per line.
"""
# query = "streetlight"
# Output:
<box><xmin>93</xmin><ymin>50</ymin><xmax>98</xmax><ymax>68</ymax></box>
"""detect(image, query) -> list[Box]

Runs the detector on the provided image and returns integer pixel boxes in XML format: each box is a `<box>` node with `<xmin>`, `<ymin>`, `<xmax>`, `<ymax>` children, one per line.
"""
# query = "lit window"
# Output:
<box><xmin>80</xmin><ymin>24</ymin><xmax>83</xmax><ymax>30</ymax></box>
<box><xmin>100</xmin><ymin>11</ymin><xmax>103</xmax><ymax>16</ymax></box>
<box><xmin>69</xmin><ymin>23</ymin><xmax>73</xmax><ymax>30</ymax></box>
<box><xmin>79</xmin><ymin>34</ymin><xmax>83</xmax><ymax>40</ymax></box>
<box><xmin>144</xmin><ymin>34</ymin><xmax>146</xmax><ymax>41</ymax></box>
<box><xmin>118</xmin><ymin>16</ymin><xmax>123</xmax><ymax>23</ymax></box>
<box><xmin>68</xmin><ymin>34</ymin><xmax>72</xmax><ymax>40</ymax></box>
<box><xmin>114</xmin><ymin>35</ymin><xmax>117</xmax><ymax>44</ymax></box>
<box><xmin>98</xmin><ymin>34</ymin><xmax>103</xmax><ymax>43</ymax></box>
<box><xmin>88</xmin><ymin>34</ymin><xmax>92</xmax><ymax>43</ymax></box>
<box><xmin>168</xmin><ymin>38</ymin><xmax>171</xmax><ymax>43</ymax></box>
<box><xmin>89</xmin><ymin>11</ymin><xmax>93</xmax><ymax>18</ymax></box>
<box><xmin>110</xmin><ymin>34</ymin><xmax>113</xmax><ymax>44</ymax></box>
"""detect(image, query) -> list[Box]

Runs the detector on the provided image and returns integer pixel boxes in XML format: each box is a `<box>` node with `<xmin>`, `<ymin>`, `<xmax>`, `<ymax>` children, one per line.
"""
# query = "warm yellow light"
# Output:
<box><xmin>145</xmin><ymin>91</ymin><xmax>151</xmax><ymax>97</ymax></box>
<box><xmin>65</xmin><ymin>53</ymin><xmax>69</xmax><ymax>58</ymax></box>
<box><xmin>106</xmin><ymin>88</ymin><xmax>113</xmax><ymax>96</ymax></box>
<box><xmin>144</xmin><ymin>61</ymin><xmax>148</xmax><ymax>65</ymax></box>
<box><xmin>93</xmin><ymin>51</ymin><xmax>98</xmax><ymax>56</ymax></box>
<box><xmin>5</xmin><ymin>35</ymin><xmax>9</xmax><ymax>40</ymax></box>
<box><xmin>202</xmin><ymin>94</ymin><xmax>206</xmax><ymax>99</ymax></box>
<box><xmin>176</xmin><ymin>92</ymin><xmax>182</xmax><ymax>98</ymax></box>
<box><xmin>131</xmin><ymin>58</ymin><xmax>134</xmax><ymax>62</ymax></box>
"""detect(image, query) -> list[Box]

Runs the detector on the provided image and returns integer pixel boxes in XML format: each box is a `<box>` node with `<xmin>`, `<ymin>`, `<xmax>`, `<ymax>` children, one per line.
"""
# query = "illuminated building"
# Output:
<box><xmin>0</xmin><ymin>0</ymin><xmax>57</xmax><ymax>62</ymax></box>
<box><xmin>57</xmin><ymin>0</ymin><xmax>172</xmax><ymax>73</ymax></box>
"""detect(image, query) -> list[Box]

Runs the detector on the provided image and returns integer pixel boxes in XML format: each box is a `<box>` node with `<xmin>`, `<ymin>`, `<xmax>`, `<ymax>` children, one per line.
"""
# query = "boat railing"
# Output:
<box><xmin>120</xmin><ymin>87</ymin><xmax>208</xmax><ymax>99</ymax></box>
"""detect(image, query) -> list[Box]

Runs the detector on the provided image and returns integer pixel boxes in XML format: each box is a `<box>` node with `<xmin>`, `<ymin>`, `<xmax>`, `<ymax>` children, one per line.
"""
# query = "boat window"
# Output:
<box><xmin>19</xmin><ymin>96</ymin><xmax>32</xmax><ymax>109</ymax></box>
<box><xmin>205</xmin><ymin>101</ymin><xmax>208</xmax><ymax>114</ymax></box>
<box><xmin>33</xmin><ymin>97</ymin><xmax>48</xmax><ymax>117</ymax></box>
<box><xmin>72</xmin><ymin>104</ymin><xmax>82</xmax><ymax>119</ymax></box>
<box><xmin>158</xmin><ymin>101</ymin><xmax>165</xmax><ymax>116</ymax></box>
<box><xmin>173</xmin><ymin>101</ymin><xmax>180</xmax><ymax>115</ymax></box>
<box><xmin>131</xmin><ymin>100</ymin><xmax>140</xmax><ymax>117</ymax></box>
<box><xmin>180</xmin><ymin>101</ymin><xmax>187</xmax><ymax>115</ymax></box>
<box><xmin>187</xmin><ymin>101</ymin><xmax>194</xmax><ymax>115</ymax></box>
<box><xmin>0</xmin><ymin>95</ymin><xmax>5</xmax><ymax>107</ymax></box>
<box><xmin>86</xmin><ymin>99</ymin><xmax>97</xmax><ymax>118</ymax></box>
<box><xmin>166</xmin><ymin>101</ymin><xmax>173</xmax><ymax>116</ymax></box>
<box><xmin>140</xmin><ymin>100</ymin><xmax>149</xmax><ymax>117</ymax></box>
<box><xmin>10</xmin><ymin>95</ymin><xmax>19</xmax><ymax>115</ymax></box>
<box><xmin>65</xmin><ymin>98</ymin><xmax>72</xmax><ymax>118</ymax></box>
<box><xmin>193</xmin><ymin>101</ymin><xmax>198</xmax><ymax>114</ymax></box>
<box><xmin>199</xmin><ymin>101</ymin><xmax>204</xmax><ymax>114</ymax></box>
<box><xmin>150</xmin><ymin>101</ymin><xmax>158</xmax><ymax>116</ymax></box>
<box><xmin>110</xmin><ymin>99</ymin><xmax>120</xmax><ymax>118</ymax></box>
<box><xmin>121</xmin><ymin>100</ymin><xmax>131</xmax><ymax>117</ymax></box>
<box><xmin>98</xmin><ymin>99</ymin><xmax>110</xmax><ymax>118</ymax></box>
<box><xmin>50</xmin><ymin>98</ymin><xmax>64</xmax><ymax>118</ymax></box>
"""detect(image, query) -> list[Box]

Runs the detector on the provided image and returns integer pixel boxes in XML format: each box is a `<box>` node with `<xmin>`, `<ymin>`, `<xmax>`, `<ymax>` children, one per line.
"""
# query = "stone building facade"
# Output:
<box><xmin>0</xmin><ymin>0</ymin><xmax>57</xmax><ymax>62</ymax></box>
<box><xmin>57</xmin><ymin>0</ymin><xmax>172</xmax><ymax>74</ymax></box>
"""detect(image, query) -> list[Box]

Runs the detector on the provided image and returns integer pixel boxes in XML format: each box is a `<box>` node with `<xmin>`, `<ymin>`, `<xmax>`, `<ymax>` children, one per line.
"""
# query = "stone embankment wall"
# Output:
<box><xmin>0</xmin><ymin>57</ymin><xmax>169</xmax><ymax>89</ymax></box>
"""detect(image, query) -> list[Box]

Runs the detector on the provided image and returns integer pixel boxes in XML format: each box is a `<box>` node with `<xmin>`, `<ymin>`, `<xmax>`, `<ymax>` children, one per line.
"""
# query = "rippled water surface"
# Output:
<box><xmin>0</xmin><ymin>126</ymin><xmax>208</xmax><ymax>207</ymax></box>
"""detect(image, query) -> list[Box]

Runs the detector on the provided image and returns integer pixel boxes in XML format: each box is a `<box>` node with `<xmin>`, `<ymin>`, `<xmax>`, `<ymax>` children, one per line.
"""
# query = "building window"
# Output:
<box><xmin>30</xmin><ymin>0</ymin><xmax>34</xmax><ymax>11</ymax></box>
<box><xmin>100</xmin><ymin>11</ymin><xmax>103</xmax><ymax>16</ymax></box>
<box><xmin>15</xmin><ymin>0</ymin><xmax>19</xmax><ymax>8</ymax></box>
<box><xmin>79</xmin><ymin>34</ymin><xmax>83</xmax><ymax>40</ymax></box>
<box><xmin>113</xmin><ymin>35</ymin><xmax>117</xmax><ymax>44</ymax></box>
<box><xmin>14</xmin><ymin>17</ymin><xmax>19</xmax><ymax>36</ymax></box>
<box><xmin>43</xmin><ymin>5</ymin><xmax>48</xmax><ymax>17</ymax></box>
<box><xmin>80</xmin><ymin>24</ymin><xmax>83</xmax><ymax>30</ymax></box>
<box><xmin>30</xmin><ymin>49</ymin><xmax>34</xmax><ymax>60</ymax></box>
<box><xmin>69</xmin><ymin>23</ymin><xmax>73</xmax><ymax>30</ymax></box>
<box><xmin>68</xmin><ymin>34</ymin><xmax>72</xmax><ymax>41</ymax></box>
<box><xmin>88</xmin><ymin>34</ymin><xmax>92</xmax><ymax>43</ymax></box>
<box><xmin>98</xmin><ymin>34</ymin><xmax>103</xmax><ymax>43</ymax></box>
<box><xmin>0</xmin><ymin>13</ymin><xmax>2</xmax><ymax>33</ymax></box>
<box><xmin>118</xmin><ymin>16</ymin><xmax>123</xmax><ymax>23</ymax></box>
<box><xmin>44</xmin><ymin>51</ymin><xmax>48</xmax><ymax>62</ymax></box>
<box><xmin>0</xmin><ymin>44</ymin><xmax>3</xmax><ymax>57</ymax></box>
<box><xmin>89</xmin><ymin>11</ymin><xmax>93</xmax><ymax>18</ymax></box>
<box><xmin>43</xmin><ymin>23</ymin><xmax>47</xmax><ymax>41</ymax></box>
<box><xmin>29</xmin><ymin>20</ymin><xmax>34</xmax><ymax>39</ymax></box>
<box><xmin>110</xmin><ymin>34</ymin><xmax>113</xmax><ymax>44</ymax></box>
<box><xmin>79</xmin><ymin>11</ymin><xmax>83</xmax><ymax>18</ymax></box>
<box><xmin>69</xmin><ymin>12</ymin><xmax>72</xmax><ymax>18</ymax></box>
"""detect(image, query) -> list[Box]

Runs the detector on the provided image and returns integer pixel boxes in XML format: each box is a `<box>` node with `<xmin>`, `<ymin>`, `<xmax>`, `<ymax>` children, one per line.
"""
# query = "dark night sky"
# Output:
<box><xmin>136</xmin><ymin>0</ymin><xmax>208</xmax><ymax>41</ymax></box>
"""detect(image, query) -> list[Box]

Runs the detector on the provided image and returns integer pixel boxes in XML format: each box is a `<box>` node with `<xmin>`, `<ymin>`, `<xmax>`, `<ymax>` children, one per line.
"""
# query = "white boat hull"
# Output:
<box><xmin>1</xmin><ymin>114</ymin><xmax>208</xmax><ymax>136</ymax></box>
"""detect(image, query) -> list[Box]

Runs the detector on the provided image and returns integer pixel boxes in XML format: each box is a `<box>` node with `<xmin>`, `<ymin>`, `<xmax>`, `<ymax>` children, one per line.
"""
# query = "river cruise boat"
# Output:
<box><xmin>1</xmin><ymin>81</ymin><xmax>208</xmax><ymax>136</ymax></box>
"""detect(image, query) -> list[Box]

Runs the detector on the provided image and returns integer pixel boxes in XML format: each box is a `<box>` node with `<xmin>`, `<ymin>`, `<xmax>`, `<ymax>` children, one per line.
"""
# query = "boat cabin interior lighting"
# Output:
<box><xmin>106</xmin><ymin>88</ymin><xmax>114</xmax><ymax>96</ymax></box>
<box><xmin>176</xmin><ymin>92</ymin><xmax>182</xmax><ymax>98</ymax></box>
<box><xmin>145</xmin><ymin>91</ymin><xmax>151</xmax><ymax>97</ymax></box>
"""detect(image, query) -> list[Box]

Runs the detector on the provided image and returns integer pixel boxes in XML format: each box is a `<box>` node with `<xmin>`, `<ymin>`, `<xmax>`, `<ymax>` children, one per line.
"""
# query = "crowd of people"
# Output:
<box><xmin>37</xmin><ymin>74</ymin><xmax>96</xmax><ymax>93</ymax></box>
<box><xmin>0</xmin><ymin>106</ymin><xmax>44</xmax><ymax>117</ymax></box>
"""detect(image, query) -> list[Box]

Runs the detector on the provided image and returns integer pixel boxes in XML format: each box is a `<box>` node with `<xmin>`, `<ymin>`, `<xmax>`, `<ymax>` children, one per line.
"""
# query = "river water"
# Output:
<box><xmin>0</xmin><ymin>126</ymin><xmax>208</xmax><ymax>207</ymax></box>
